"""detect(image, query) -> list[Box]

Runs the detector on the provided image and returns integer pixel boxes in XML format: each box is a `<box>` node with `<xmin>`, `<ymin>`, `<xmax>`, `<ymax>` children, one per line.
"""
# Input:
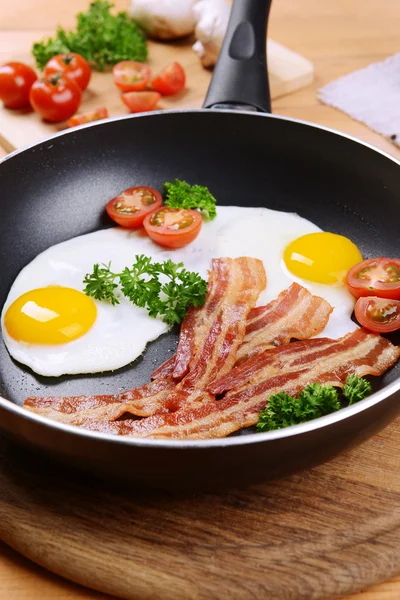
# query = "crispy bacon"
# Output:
<box><xmin>178</xmin><ymin>257</ymin><xmax>266</xmax><ymax>390</ymax></box>
<box><xmin>156</xmin><ymin>257</ymin><xmax>267</xmax><ymax>382</ymax></box>
<box><xmin>172</xmin><ymin>304</ymin><xmax>208</xmax><ymax>380</ymax></box>
<box><xmin>151</xmin><ymin>259</ymin><xmax>232</xmax><ymax>381</ymax></box>
<box><xmin>208</xmin><ymin>337</ymin><xmax>334</xmax><ymax>395</ymax></box>
<box><xmin>25</xmin><ymin>375</ymin><xmax>176</xmax><ymax>417</ymax></box>
<box><xmin>150</xmin><ymin>308</ymin><xmax>201</xmax><ymax>382</ymax></box>
<box><xmin>21</xmin><ymin>255</ymin><xmax>400</xmax><ymax>439</ymax></box>
<box><xmin>209</xmin><ymin>328</ymin><xmax>400</xmax><ymax>394</ymax></box>
<box><xmin>25</xmin><ymin>328</ymin><xmax>400</xmax><ymax>437</ymax></box>
<box><xmin>25</xmin><ymin>257</ymin><xmax>266</xmax><ymax>419</ymax></box>
<box><xmin>102</xmin><ymin>329</ymin><xmax>400</xmax><ymax>439</ymax></box>
<box><xmin>25</xmin><ymin>388</ymin><xmax>213</xmax><ymax>427</ymax></box>
<box><xmin>150</xmin><ymin>355</ymin><xmax>176</xmax><ymax>380</ymax></box>
<box><xmin>236</xmin><ymin>283</ymin><xmax>333</xmax><ymax>363</ymax></box>
<box><xmin>153</xmin><ymin>281</ymin><xmax>332</xmax><ymax>379</ymax></box>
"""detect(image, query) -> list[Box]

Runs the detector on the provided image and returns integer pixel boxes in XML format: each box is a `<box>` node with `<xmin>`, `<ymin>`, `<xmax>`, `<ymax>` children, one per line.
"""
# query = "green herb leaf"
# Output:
<box><xmin>119</xmin><ymin>256</ymin><xmax>161</xmax><ymax>309</ymax></box>
<box><xmin>257</xmin><ymin>392</ymin><xmax>302</xmax><ymax>432</ymax></box>
<box><xmin>298</xmin><ymin>383</ymin><xmax>341</xmax><ymax>415</ymax></box>
<box><xmin>343</xmin><ymin>373</ymin><xmax>372</xmax><ymax>405</ymax></box>
<box><xmin>155</xmin><ymin>259</ymin><xmax>208</xmax><ymax>325</ymax></box>
<box><xmin>32</xmin><ymin>0</ymin><xmax>148</xmax><ymax>71</ymax></box>
<box><xmin>32</xmin><ymin>36</ymin><xmax>71</xmax><ymax>71</ymax></box>
<box><xmin>257</xmin><ymin>376</ymin><xmax>372</xmax><ymax>432</ymax></box>
<box><xmin>257</xmin><ymin>385</ymin><xmax>341</xmax><ymax>432</ymax></box>
<box><xmin>83</xmin><ymin>263</ymin><xmax>119</xmax><ymax>305</ymax></box>
<box><xmin>164</xmin><ymin>179</ymin><xmax>217</xmax><ymax>220</ymax></box>
<box><xmin>83</xmin><ymin>255</ymin><xmax>207</xmax><ymax>325</ymax></box>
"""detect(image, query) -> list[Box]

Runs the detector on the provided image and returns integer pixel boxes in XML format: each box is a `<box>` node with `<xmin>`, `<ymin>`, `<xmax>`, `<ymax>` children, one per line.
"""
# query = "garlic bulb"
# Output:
<box><xmin>192</xmin><ymin>0</ymin><xmax>231</xmax><ymax>68</ymax></box>
<box><xmin>130</xmin><ymin>0</ymin><xmax>198</xmax><ymax>40</ymax></box>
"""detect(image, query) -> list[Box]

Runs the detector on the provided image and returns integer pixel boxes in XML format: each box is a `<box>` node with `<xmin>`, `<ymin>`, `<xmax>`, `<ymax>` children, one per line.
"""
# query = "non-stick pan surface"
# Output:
<box><xmin>0</xmin><ymin>0</ymin><xmax>399</xmax><ymax>488</ymax></box>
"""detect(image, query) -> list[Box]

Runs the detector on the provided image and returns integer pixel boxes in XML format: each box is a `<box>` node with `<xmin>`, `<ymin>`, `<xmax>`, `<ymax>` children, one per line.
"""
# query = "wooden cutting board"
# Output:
<box><xmin>0</xmin><ymin>31</ymin><xmax>314</xmax><ymax>152</ymax></box>
<box><xmin>1</xmin><ymin>414</ymin><xmax>400</xmax><ymax>600</ymax></box>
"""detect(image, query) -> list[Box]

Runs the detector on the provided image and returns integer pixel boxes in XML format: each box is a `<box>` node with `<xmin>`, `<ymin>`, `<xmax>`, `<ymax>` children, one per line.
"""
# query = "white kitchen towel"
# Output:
<box><xmin>318</xmin><ymin>53</ymin><xmax>400</xmax><ymax>147</ymax></box>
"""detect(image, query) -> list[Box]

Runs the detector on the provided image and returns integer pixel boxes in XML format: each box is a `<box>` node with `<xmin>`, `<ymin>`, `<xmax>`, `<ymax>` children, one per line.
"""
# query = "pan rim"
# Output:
<box><xmin>0</xmin><ymin>108</ymin><xmax>399</xmax><ymax>449</ymax></box>
<box><xmin>1</xmin><ymin>375</ymin><xmax>399</xmax><ymax>448</ymax></box>
<box><xmin>1</xmin><ymin>107</ymin><xmax>400</xmax><ymax>170</ymax></box>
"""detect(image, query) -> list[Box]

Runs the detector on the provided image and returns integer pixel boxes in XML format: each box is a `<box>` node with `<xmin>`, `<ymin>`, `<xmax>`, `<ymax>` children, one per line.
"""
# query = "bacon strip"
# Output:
<box><xmin>99</xmin><ymin>329</ymin><xmax>400</xmax><ymax>439</ymax></box>
<box><xmin>160</xmin><ymin>257</ymin><xmax>267</xmax><ymax>381</ymax></box>
<box><xmin>25</xmin><ymin>375</ymin><xmax>176</xmax><ymax>417</ymax></box>
<box><xmin>208</xmin><ymin>337</ymin><xmax>334</xmax><ymax>395</ymax></box>
<box><xmin>150</xmin><ymin>307</ymin><xmax>202</xmax><ymax>381</ymax></box>
<box><xmin>150</xmin><ymin>355</ymin><xmax>176</xmax><ymax>381</ymax></box>
<box><xmin>25</xmin><ymin>257</ymin><xmax>266</xmax><ymax>419</ymax></box>
<box><xmin>178</xmin><ymin>257</ymin><xmax>266</xmax><ymax>390</ymax></box>
<box><xmin>25</xmin><ymin>329</ymin><xmax>399</xmax><ymax>437</ymax></box>
<box><xmin>236</xmin><ymin>283</ymin><xmax>333</xmax><ymax>363</ymax></box>
<box><xmin>25</xmin><ymin>388</ymin><xmax>213</xmax><ymax>427</ymax></box>
<box><xmin>151</xmin><ymin>260</ymin><xmax>233</xmax><ymax>381</ymax></box>
<box><xmin>153</xmin><ymin>281</ymin><xmax>332</xmax><ymax>379</ymax></box>
<box><xmin>209</xmin><ymin>328</ymin><xmax>399</xmax><ymax>395</ymax></box>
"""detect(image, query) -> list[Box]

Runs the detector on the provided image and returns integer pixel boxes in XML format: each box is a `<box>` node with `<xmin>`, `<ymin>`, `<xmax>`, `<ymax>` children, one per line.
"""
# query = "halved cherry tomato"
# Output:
<box><xmin>143</xmin><ymin>207</ymin><xmax>202</xmax><ymax>248</ymax></box>
<box><xmin>113</xmin><ymin>61</ymin><xmax>151</xmax><ymax>92</ymax></box>
<box><xmin>29</xmin><ymin>74</ymin><xmax>82</xmax><ymax>122</ymax></box>
<box><xmin>67</xmin><ymin>107</ymin><xmax>109</xmax><ymax>128</ymax></box>
<box><xmin>346</xmin><ymin>258</ymin><xmax>400</xmax><ymax>300</ymax></box>
<box><xmin>44</xmin><ymin>53</ymin><xmax>91</xmax><ymax>91</ymax></box>
<box><xmin>121</xmin><ymin>91</ymin><xmax>161</xmax><ymax>113</ymax></box>
<box><xmin>0</xmin><ymin>62</ymin><xmax>37</xmax><ymax>109</ymax></box>
<box><xmin>151</xmin><ymin>62</ymin><xmax>186</xmax><ymax>95</ymax></box>
<box><xmin>106</xmin><ymin>186</ymin><xmax>162</xmax><ymax>228</ymax></box>
<box><xmin>354</xmin><ymin>297</ymin><xmax>400</xmax><ymax>333</ymax></box>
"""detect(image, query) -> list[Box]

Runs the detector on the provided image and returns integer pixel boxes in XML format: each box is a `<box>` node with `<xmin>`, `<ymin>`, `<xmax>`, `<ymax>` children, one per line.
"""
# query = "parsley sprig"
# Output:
<box><xmin>343</xmin><ymin>373</ymin><xmax>372</xmax><ymax>405</ymax></box>
<box><xmin>83</xmin><ymin>255</ymin><xmax>207</xmax><ymax>325</ymax></box>
<box><xmin>83</xmin><ymin>263</ymin><xmax>119</xmax><ymax>305</ymax></box>
<box><xmin>164</xmin><ymin>179</ymin><xmax>217</xmax><ymax>220</ymax></box>
<box><xmin>257</xmin><ymin>375</ymin><xmax>372</xmax><ymax>432</ymax></box>
<box><xmin>32</xmin><ymin>1</ymin><xmax>148</xmax><ymax>71</ymax></box>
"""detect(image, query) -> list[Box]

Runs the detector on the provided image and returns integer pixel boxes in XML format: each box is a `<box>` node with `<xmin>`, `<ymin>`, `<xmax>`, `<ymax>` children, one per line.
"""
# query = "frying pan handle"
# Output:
<box><xmin>203</xmin><ymin>0</ymin><xmax>272</xmax><ymax>113</ymax></box>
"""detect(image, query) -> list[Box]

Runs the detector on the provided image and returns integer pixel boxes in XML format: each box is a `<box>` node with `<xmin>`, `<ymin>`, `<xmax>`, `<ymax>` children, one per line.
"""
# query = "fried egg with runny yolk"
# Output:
<box><xmin>4</xmin><ymin>287</ymin><xmax>97</xmax><ymax>345</ymax></box>
<box><xmin>284</xmin><ymin>232</ymin><xmax>363</xmax><ymax>285</ymax></box>
<box><xmin>1</xmin><ymin>206</ymin><xmax>361</xmax><ymax>378</ymax></box>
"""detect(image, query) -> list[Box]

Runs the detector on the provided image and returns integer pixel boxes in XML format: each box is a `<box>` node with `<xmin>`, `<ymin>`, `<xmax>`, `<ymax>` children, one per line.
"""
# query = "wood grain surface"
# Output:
<box><xmin>1</xmin><ymin>418</ymin><xmax>400</xmax><ymax>600</ymax></box>
<box><xmin>1</xmin><ymin>0</ymin><xmax>400</xmax><ymax>599</ymax></box>
<box><xmin>0</xmin><ymin>34</ymin><xmax>314</xmax><ymax>152</ymax></box>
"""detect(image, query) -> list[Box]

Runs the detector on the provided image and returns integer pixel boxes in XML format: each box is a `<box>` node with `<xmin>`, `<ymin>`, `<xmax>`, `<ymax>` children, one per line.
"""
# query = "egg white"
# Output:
<box><xmin>1</xmin><ymin>206</ymin><xmax>358</xmax><ymax>377</ymax></box>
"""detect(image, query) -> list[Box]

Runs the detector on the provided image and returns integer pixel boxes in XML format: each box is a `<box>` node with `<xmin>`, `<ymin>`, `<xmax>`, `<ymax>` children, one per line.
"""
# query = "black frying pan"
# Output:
<box><xmin>0</xmin><ymin>0</ymin><xmax>399</xmax><ymax>489</ymax></box>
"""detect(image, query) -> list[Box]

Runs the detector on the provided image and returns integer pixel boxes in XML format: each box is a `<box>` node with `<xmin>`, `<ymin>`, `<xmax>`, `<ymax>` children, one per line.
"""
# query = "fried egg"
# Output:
<box><xmin>1</xmin><ymin>206</ymin><xmax>360</xmax><ymax>377</ymax></box>
<box><xmin>284</xmin><ymin>232</ymin><xmax>363</xmax><ymax>285</ymax></box>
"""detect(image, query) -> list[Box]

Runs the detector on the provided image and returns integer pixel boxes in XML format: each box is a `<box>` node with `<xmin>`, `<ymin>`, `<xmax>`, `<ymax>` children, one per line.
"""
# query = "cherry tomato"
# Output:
<box><xmin>106</xmin><ymin>186</ymin><xmax>162</xmax><ymax>228</ymax></box>
<box><xmin>354</xmin><ymin>297</ymin><xmax>400</xmax><ymax>333</ymax></box>
<box><xmin>143</xmin><ymin>207</ymin><xmax>202</xmax><ymax>248</ymax></box>
<box><xmin>0</xmin><ymin>62</ymin><xmax>37</xmax><ymax>109</ymax></box>
<box><xmin>346</xmin><ymin>258</ymin><xmax>400</xmax><ymax>300</ymax></box>
<box><xmin>44</xmin><ymin>53</ymin><xmax>91</xmax><ymax>91</ymax></box>
<box><xmin>112</xmin><ymin>61</ymin><xmax>151</xmax><ymax>92</ymax></box>
<box><xmin>67</xmin><ymin>107</ymin><xmax>108</xmax><ymax>128</ymax></box>
<box><xmin>152</xmin><ymin>62</ymin><xmax>186</xmax><ymax>96</ymax></box>
<box><xmin>29</xmin><ymin>74</ymin><xmax>82</xmax><ymax>122</ymax></box>
<box><xmin>121</xmin><ymin>91</ymin><xmax>161</xmax><ymax>113</ymax></box>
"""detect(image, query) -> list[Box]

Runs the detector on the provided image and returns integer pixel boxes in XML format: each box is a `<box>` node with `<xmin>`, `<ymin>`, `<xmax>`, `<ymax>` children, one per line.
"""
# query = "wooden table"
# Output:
<box><xmin>1</xmin><ymin>0</ymin><xmax>400</xmax><ymax>598</ymax></box>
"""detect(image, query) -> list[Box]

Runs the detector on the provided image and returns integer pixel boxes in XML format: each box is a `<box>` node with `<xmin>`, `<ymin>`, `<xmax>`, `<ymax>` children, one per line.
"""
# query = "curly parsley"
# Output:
<box><xmin>83</xmin><ymin>255</ymin><xmax>207</xmax><ymax>325</ymax></box>
<box><xmin>163</xmin><ymin>179</ymin><xmax>217</xmax><ymax>220</ymax></box>
<box><xmin>343</xmin><ymin>373</ymin><xmax>372</xmax><ymax>405</ymax></box>
<box><xmin>32</xmin><ymin>1</ymin><xmax>148</xmax><ymax>71</ymax></box>
<box><xmin>257</xmin><ymin>375</ymin><xmax>372</xmax><ymax>432</ymax></box>
<box><xmin>83</xmin><ymin>262</ymin><xmax>119</xmax><ymax>305</ymax></box>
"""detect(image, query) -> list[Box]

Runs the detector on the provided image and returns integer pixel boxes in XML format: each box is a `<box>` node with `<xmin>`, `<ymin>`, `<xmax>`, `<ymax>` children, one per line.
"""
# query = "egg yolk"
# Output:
<box><xmin>284</xmin><ymin>232</ymin><xmax>363</xmax><ymax>285</ymax></box>
<box><xmin>4</xmin><ymin>286</ymin><xmax>97</xmax><ymax>344</ymax></box>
